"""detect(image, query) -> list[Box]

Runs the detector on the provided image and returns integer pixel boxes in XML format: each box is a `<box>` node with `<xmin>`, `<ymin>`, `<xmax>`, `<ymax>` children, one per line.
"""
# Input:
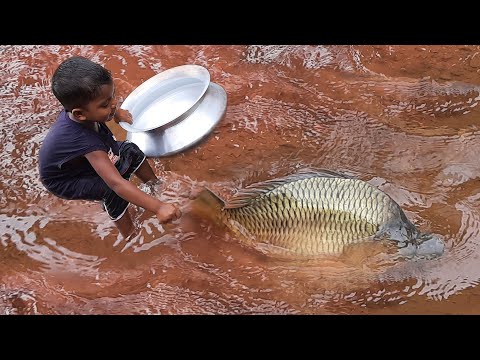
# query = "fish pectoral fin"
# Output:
<box><xmin>340</xmin><ymin>235</ymin><xmax>393</xmax><ymax>261</ymax></box>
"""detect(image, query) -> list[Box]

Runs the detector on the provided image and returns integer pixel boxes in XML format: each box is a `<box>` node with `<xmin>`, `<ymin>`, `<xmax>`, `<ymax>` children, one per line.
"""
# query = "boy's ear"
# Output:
<box><xmin>71</xmin><ymin>108</ymin><xmax>87</xmax><ymax>121</ymax></box>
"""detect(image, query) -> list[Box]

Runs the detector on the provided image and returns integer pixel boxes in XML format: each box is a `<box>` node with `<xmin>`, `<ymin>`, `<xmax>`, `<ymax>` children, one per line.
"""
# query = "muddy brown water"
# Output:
<box><xmin>1</xmin><ymin>45</ymin><xmax>480</xmax><ymax>314</ymax></box>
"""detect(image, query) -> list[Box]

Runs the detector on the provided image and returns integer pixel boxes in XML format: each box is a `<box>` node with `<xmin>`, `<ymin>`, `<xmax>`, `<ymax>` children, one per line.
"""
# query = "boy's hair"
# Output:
<box><xmin>51</xmin><ymin>56</ymin><xmax>113</xmax><ymax>111</ymax></box>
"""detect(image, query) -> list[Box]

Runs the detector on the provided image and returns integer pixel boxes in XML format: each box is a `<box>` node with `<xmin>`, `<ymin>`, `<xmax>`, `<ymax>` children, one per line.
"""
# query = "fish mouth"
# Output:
<box><xmin>397</xmin><ymin>233</ymin><xmax>445</xmax><ymax>259</ymax></box>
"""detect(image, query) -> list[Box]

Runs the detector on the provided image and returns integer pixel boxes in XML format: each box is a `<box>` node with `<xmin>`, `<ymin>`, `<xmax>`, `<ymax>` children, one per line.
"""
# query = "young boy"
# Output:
<box><xmin>38</xmin><ymin>56</ymin><xmax>181</xmax><ymax>239</ymax></box>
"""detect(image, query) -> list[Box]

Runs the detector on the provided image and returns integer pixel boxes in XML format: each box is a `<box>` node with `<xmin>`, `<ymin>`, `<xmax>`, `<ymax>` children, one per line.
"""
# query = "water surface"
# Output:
<box><xmin>1</xmin><ymin>45</ymin><xmax>480</xmax><ymax>314</ymax></box>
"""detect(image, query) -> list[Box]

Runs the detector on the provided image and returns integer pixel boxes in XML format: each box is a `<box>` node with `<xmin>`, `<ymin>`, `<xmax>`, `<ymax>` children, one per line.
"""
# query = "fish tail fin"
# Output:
<box><xmin>190</xmin><ymin>187</ymin><xmax>226</xmax><ymax>220</ymax></box>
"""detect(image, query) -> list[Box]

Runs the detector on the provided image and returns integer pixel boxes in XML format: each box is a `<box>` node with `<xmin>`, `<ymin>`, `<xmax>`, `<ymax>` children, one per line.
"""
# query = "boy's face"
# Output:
<box><xmin>72</xmin><ymin>83</ymin><xmax>118</xmax><ymax>123</ymax></box>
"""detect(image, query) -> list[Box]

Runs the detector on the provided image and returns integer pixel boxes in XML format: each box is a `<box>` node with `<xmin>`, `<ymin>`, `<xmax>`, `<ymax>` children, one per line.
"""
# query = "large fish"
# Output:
<box><xmin>194</xmin><ymin>169</ymin><xmax>444</xmax><ymax>258</ymax></box>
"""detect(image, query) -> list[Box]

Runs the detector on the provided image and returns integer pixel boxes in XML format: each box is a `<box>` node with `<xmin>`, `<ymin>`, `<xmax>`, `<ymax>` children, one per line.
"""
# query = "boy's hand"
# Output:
<box><xmin>114</xmin><ymin>108</ymin><xmax>133</xmax><ymax>124</ymax></box>
<box><xmin>156</xmin><ymin>203</ymin><xmax>182</xmax><ymax>224</ymax></box>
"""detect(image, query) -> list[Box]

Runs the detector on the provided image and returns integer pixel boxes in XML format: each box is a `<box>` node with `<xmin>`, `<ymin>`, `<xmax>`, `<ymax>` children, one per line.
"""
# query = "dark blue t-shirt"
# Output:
<box><xmin>39</xmin><ymin>111</ymin><xmax>120</xmax><ymax>194</ymax></box>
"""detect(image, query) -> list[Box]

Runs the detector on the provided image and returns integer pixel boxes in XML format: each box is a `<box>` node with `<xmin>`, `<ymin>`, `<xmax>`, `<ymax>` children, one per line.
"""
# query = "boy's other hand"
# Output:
<box><xmin>156</xmin><ymin>203</ymin><xmax>182</xmax><ymax>224</ymax></box>
<box><xmin>114</xmin><ymin>108</ymin><xmax>133</xmax><ymax>124</ymax></box>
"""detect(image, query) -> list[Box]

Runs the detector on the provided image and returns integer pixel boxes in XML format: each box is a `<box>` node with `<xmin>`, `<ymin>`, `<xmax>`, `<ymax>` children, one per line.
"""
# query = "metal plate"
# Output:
<box><xmin>119</xmin><ymin>64</ymin><xmax>210</xmax><ymax>132</ymax></box>
<box><xmin>126</xmin><ymin>82</ymin><xmax>227</xmax><ymax>157</ymax></box>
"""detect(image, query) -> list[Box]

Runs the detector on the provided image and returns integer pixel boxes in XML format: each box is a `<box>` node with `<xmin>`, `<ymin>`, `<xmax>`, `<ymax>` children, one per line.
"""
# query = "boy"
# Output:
<box><xmin>38</xmin><ymin>56</ymin><xmax>181</xmax><ymax>239</ymax></box>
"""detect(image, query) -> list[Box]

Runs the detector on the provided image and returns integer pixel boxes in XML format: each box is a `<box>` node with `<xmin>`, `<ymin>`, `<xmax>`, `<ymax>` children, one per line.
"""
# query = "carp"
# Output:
<box><xmin>194</xmin><ymin>169</ymin><xmax>444</xmax><ymax>258</ymax></box>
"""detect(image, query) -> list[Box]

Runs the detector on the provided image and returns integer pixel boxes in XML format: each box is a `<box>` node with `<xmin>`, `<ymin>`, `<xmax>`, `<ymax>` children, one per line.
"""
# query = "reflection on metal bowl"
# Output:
<box><xmin>126</xmin><ymin>82</ymin><xmax>227</xmax><ymax>157</ymax></box>
<box><xmin>119</xmin><ymin>64</ymin><xmax>210</xmax><ymax>133</ymax></box>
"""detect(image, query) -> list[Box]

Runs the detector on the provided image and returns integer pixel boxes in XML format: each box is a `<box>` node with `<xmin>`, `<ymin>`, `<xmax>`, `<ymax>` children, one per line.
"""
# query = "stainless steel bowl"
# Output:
<box><xmin>119</xmin><ymin>64</ymin><xmax>210</xmax><ymax>133</ymax></box>
<box><xmin>126</xmin><ymin>82</ymin><xmax>227</xmax><ymax>157</ymax></box>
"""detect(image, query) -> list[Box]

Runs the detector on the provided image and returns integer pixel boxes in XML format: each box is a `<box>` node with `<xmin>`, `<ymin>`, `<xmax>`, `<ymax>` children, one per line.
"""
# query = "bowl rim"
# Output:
<box><xmin>118</xmin><ymin>64</ymin><xmax>210</xmax><ymax>132</ymax></box>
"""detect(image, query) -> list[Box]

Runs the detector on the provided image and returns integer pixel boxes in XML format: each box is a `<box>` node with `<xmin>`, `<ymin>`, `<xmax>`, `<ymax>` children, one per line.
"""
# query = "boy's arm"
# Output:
<box><xmin>84</xmin><ymin>150</ymin><xmax>180</xmax><ymax>223</ymax></box>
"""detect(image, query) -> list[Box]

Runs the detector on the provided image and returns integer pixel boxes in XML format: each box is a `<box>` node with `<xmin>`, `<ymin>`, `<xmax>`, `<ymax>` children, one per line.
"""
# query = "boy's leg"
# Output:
<box><xmin>134</xmin><ymin>159</ymin><xmax>157</xmax><ymax>183</ymax></box>
<box><xmin>114</xmin><ymin>210</ymin><xmax>135</xmax><ymax>238</ymax></box>
<box><xmin>103</xmin><ymin>185</ymin><xmax>133</xmax><ymax>239</ymax></box>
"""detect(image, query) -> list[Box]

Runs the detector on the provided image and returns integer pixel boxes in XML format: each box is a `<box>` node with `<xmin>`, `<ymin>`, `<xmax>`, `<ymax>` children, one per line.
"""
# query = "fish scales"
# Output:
<box><xmin>195</xmin><ymin>169</ymin><xmax>444</xmax><ymax>257</ymax></box>
<box><xmin>228</xmin><ymin>179</ymin><xmax>388</xmax><ymax>254</ymax></box>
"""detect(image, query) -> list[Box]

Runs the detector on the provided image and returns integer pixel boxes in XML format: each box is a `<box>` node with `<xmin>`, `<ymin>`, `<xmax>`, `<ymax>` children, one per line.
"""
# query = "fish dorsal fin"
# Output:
<box><xmin>295</xmin><ymin>167</ymin><xmax>355</xmax><ymax>179</ymax></box>
<box><xmin>224</xmin><ymin>168</ymin><xmax>355</xmax><ymax>209</ymax></box>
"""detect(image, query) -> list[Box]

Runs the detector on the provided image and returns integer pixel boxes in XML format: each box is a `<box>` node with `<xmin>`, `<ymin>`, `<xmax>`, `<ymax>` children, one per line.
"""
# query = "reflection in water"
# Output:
<box><xmin>1</xmin><ymin>45</ymin><xmax>480</xmax><ymax>314</ymax></box>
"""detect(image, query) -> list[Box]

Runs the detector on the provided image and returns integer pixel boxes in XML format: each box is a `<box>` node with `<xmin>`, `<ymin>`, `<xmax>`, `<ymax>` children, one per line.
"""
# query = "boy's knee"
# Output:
<box><xmin>115</xmin><ymin>141</ymin><xmax>146</xmax><ymax>179</ymax></box>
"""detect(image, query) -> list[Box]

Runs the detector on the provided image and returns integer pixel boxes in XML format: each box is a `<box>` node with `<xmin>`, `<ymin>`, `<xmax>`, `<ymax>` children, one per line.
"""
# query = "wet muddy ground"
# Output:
<box><xmin>1</xmin><ymin>45</ymin><xmax>480</xmax><ymax>314</ymax></box>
